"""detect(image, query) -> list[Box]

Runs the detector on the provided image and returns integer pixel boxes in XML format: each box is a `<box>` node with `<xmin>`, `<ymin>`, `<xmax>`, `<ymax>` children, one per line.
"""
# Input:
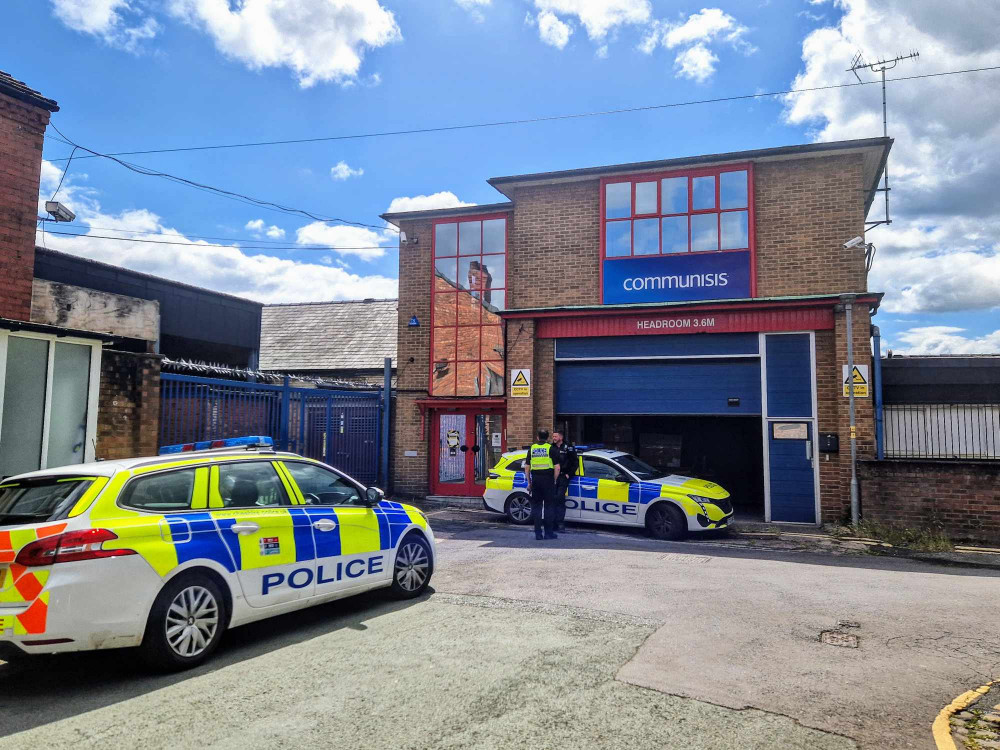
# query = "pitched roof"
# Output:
<box><xmin>0</xmin><ymin>70</ymin><xmax>59</xmax><ymax>112</ymax></box>
<box><xmin>259</xmin><ymin>299</ymin><xmax>397</xmax><ymax>372</ymax></box>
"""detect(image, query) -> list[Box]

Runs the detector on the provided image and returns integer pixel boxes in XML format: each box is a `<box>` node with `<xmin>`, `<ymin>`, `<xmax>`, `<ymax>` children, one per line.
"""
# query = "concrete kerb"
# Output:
<box><xmin>933</xmin><ymin>680</ymin><xmax>1000</xmax><ymax>750</ymax></box>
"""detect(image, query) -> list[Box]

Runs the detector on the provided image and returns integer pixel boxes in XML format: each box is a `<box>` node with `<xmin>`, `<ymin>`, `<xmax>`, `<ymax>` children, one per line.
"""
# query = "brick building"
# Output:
<box><xmin>384</xmin><ymin>138</ymin><xmax>891</xmax><ymax>526</ymax></box>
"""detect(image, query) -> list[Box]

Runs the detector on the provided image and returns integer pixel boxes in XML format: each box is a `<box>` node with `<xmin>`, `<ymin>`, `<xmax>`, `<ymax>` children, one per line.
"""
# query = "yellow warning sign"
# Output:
<box><xmin>842</xmin><ymin>364</ymin><xmax>870</xmax><ymax>398</ymax></box>
<box><xmin>510</xmin><ymin>369</ymin><xmax>531</xmax><ymax>398</ymax></box>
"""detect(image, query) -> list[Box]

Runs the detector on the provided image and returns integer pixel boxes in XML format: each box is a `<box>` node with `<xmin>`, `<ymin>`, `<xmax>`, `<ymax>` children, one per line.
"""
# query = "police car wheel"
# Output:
<box><xmin>140</xmin><ymin>574</ymin><xmax>226</xmax><ymax>671</ymax></box>
<box><xmin>505</xmin><ymin>493</ymin><xmax>532</xmax><ymax>525</ymax></box>
<box><xmin>646</xmin><ymin>503</ymin><xmax>687</xmax><ymax>541</ymax></box>
<box><xmin>390</xmin><ymin>535</ymin><xmax>432</xmax><ymax>599</ymax></box>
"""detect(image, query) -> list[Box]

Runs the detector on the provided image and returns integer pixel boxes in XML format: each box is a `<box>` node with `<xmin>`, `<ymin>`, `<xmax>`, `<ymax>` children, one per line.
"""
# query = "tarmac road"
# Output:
<box><xmin>0</xmin><ymin>512</ymin><xmax>996</xmax><ymax>749</ymax></box>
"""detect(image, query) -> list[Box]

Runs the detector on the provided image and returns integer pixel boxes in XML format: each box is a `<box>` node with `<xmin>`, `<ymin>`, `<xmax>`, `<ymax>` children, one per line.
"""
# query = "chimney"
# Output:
<box><xmin>0</xmin><ymin>71</ymin><xmax>59</xmax><ymax>321</ymax></box>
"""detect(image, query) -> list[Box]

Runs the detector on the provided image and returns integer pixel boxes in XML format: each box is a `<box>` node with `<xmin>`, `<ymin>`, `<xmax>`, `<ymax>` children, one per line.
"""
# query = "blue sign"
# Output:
<box><xmin>603</xmin><ymin>250</ymin><xmax>751</xmax><ymax>304</ymax></box>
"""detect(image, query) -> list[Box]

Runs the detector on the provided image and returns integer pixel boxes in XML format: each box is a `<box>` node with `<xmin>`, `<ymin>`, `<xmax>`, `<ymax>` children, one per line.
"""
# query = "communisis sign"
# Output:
<box><xmin>603</xmin><ymin>250</ymin><xmax>751</xmax><ymax>304</ymax></box>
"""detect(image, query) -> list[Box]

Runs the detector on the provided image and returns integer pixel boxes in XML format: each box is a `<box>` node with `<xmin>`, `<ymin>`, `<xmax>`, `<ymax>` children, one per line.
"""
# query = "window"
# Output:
<box><xmin>0</xmin><ymin>478</ymin><xmax>95</xmax><ymax>524</ymax></box>
<box><xmin>121</xmin><ymin>470</ymin><xmax>197</xmax><ymax>512</ymax></box>
<box><xmin>0</xmin><ymin>332</ymin><xmax>101</xmax><ymax>478</ymax></box>
<box><xmin>581</xmin><ymin>458</ymin><xmax>621</xmax><ymax>481</ymax></box>
<box><xmin>217</xmin><ymin>462</ymin><xmax>289</xmax><ymax>508</ymax></box>
<box><xmin>602</xmin><ymin>166</ymin><xmax>752</xmax><ymax>259</ymax></box>
<box><xmin>282</xmin><ymin>462</ymin><xmax>363</xmax><ymax>506</ymax></box>
<box><xmin>432</xmin><ymin>215</ymin><xmax>507</xmax><ymax>397</ymax></box>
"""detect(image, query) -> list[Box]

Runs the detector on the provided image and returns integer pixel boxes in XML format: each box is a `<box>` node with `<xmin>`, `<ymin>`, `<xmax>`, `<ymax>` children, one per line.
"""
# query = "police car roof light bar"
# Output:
<box><xmin>159</xmin><ymin>435</ymin><xmax>275</xmax><ymax>455</ymax></box>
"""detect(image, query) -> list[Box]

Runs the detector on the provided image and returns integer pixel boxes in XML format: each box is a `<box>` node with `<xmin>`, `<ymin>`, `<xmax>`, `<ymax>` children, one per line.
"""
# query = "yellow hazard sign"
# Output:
<box><xmin>510</xmin><ymin>368</ymin><xmax>531</xmax><ymax>398</ymax></box>
<box><xmin>842</xmin><ymin>364</ymin><xmax>870</xmax><ymax>398</ymax></box>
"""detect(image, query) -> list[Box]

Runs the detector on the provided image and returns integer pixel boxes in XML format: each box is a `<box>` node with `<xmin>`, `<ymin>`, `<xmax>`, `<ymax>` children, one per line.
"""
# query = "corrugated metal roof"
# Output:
<box><xmin>259</xmin><ymin>299</ymin><xmax>397</xmax><ymax>371</ymax></box>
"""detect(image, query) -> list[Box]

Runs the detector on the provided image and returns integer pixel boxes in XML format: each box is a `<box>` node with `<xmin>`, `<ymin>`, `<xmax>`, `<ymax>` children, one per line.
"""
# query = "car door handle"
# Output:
<box><xmin>312</xmin><ymin>519</ymin><xmax>338</xmax><ymax>532</ymax></box>
<box><xmin>230</xmin><ymin>522</ymin><xmax>260</xmax><ymax>535</ymax></box>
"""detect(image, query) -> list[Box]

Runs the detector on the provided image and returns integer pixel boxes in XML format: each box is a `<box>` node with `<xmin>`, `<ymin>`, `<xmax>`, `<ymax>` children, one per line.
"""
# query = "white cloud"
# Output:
<box><xmin>783</xmin><ymin>0</ymin><xmax>1000</xmax><ymax>317</ymax></box>
<box><xmin>245</xmin><ymin>219</ymin><xmax>286</xmax><ymax>239</ymax></box>
<box><xmin>330</xmin><ymin>161</ymin><xmax>364</xmax><ymax>181</ymax></box>
<box><xmin>384</xmin><ymin>191</ymin><xmax>475</xmax><ymax>214</ymax></box>
<box><xmin>531</xmin><ymin>0</ymin><xmax>650</xmax><ymax>42</ymax></box>
<box><xmin>455</xmin><ymin>0</ymin><xmax>490</xmax><ymax>22</ymax></box>
<box><xmin>37</xmin><ymin>161</ymin><xmax>396</xmax><ymax>304</ymax></box>
<box><xmin>537</xmin><ymin>10</ymin><xmax>572</xmax><ymax>49</ymax></box>
<box><xmin>893</xmin><ymin>326</ymin><xmax>1000</xmax><ymax>355</ymax></box>
<box><xmin>167</xmin><ymin>0</ymin><xmax>402</xmax><ymax>87</ymax></box>
<box><xmin>673</xmin><ymin>43</ymin><xmax>719</xmax><ymax>82</ymax></box>
<box><xmin>295</xmin><ymin>222</ymin><xmax>396</xmax><ymax>260</ymax></box>
<box><xmin>639</xmin><ymin>8</ymin><xmax>753</xmax><ymax>80</ymax></box>
<box><xmin>50</xmin><ymin>0</ymin><xmax>159</xmax><ymax>52</ymax></box>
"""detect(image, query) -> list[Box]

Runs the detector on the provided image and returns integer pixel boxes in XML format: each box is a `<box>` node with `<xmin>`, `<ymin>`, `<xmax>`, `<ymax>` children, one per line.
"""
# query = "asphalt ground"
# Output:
<box><xmin>1</xmin><ymin>509</ymin><xmax>997</xmax><ymax>749</ymax></box>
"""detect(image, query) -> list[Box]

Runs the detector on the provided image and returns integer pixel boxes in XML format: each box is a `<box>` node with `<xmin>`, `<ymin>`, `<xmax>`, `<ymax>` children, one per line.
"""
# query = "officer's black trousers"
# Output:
<box><xmin>554</xmin><ymin>474</ymin><xmax>570</xmax><ymax>530</ymax></box>
<box><xmin>530</xmin><ymin>471</ymin><xmax>555</xmax><ymax>537</ymax></box>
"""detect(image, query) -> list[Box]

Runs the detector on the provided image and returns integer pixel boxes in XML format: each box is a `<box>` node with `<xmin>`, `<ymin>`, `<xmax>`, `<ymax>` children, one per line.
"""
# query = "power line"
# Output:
<box><xmin>53</xmin><ymin>222</ymin><xmax>388</xmax><ymax>246</ymax></box>
<box><xmin>41</xmin><ymin>229</ymin><xmax>395</xmax><ymax>252</ymax></box>
<box><xmin>46</xmin><ymin>123</ymin><xmax>392</xmax><ymax>232</ymax></box>
<box><xmin>46</xmin><ymin>65</ymin><xmax>1000</xmax><ymax>163</ymax></box>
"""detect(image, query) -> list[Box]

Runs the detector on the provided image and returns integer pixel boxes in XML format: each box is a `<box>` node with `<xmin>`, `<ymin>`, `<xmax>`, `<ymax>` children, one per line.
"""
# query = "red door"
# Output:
<box><xmin>432</xmin><ymin>411</ymin><xmax>506</xmax><ymax>496</ymax></box>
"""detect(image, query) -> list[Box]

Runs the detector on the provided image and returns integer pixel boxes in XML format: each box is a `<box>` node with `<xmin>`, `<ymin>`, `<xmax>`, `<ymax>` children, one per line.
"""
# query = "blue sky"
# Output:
<box><xmin>5</xmin><ymin>0</ymin><xmax>1000</xmax><ymax>354</ymax></box>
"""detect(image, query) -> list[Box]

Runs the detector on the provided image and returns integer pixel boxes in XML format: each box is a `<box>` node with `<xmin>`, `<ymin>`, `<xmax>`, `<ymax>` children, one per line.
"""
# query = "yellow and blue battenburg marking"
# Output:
<box><xmin>126</xmin><ymin>500</ymin><xmax>423</xmax><ymax>576</ymax></box>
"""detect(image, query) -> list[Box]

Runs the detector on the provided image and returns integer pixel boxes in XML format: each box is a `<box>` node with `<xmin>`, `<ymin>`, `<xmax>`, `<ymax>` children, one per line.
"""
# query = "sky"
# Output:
<box><xmin>4</xmin><ymin>0</ymin><xmax>1000</xmax><ymax>355</ymax></box>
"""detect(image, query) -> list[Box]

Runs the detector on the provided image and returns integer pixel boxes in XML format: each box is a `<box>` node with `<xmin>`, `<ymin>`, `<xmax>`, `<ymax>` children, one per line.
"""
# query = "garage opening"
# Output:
<box><xmin>558</xmin><ymin>414</ymin><xmax>765</xmax><ymax>519</ymax></box>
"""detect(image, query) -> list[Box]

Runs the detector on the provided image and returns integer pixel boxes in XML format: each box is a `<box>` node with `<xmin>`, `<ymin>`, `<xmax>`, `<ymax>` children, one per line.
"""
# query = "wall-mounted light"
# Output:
<box><xmin>408</xmin><ymin>315</ymin><xmax>420</xmax><ymax>327</ymax></box>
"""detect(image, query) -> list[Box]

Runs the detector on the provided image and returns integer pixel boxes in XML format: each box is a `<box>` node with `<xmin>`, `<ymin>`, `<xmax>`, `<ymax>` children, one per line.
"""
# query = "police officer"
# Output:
<box><xmin>550</xmin><ymin>432</ymin><xmax>577</xmax><ymax>533</ymax></box>
<box><xmin>525</xmin><ymin>429</ymin><xmax>559</xmax><ymax>541</ymax></box>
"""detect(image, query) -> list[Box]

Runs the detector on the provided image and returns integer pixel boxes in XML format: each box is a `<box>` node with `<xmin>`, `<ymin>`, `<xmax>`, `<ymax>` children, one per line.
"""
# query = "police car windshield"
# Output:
<box><xmin>0</xmin><ymin>478</ymin><xmax>94</xmax><ymax>526</ymax></box>
<box><xmin>612</xmin><ymin>454</ymin><xmax>665</xmax><ymax>480</ymax></box>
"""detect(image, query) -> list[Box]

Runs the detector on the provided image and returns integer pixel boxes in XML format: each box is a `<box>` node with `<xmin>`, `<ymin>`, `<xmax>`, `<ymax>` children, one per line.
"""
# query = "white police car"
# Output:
<box><xmin>484</xmin><ymin>447</ymin><xmax>733</xmax><ymax>540</ymax></box>
<box><xmin>0</xmin><ymin>437</ymin><xmax>434</xmax><ymax>670</ymax></box>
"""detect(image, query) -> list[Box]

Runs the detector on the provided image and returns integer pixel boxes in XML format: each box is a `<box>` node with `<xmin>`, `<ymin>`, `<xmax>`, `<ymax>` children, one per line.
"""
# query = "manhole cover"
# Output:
<box><xmin>820</xmin><ymin>630</ymin><xmax>859</xmax><ymax>648</ymax></box>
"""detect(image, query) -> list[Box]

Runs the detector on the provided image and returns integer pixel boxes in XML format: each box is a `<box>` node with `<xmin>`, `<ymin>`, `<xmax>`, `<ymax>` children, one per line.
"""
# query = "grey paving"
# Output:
<box><xmin>0</xmin><ymin>594</ymin><xmax>850</xmax><ymax>750</ymax></box>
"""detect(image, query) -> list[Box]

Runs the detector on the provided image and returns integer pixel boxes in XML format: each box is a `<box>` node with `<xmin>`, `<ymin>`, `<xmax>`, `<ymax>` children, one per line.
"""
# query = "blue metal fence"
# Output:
<box><xmin>159</xmin><ymin>373</ymin><xmax>383</xmax><ymax>485</ymax></box>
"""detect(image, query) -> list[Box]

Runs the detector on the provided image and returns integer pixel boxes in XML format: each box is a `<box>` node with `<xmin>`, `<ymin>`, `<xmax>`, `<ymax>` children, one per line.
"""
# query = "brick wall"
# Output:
<box><xmin>755</xmin><ymin>154</ymin><xmax>868</xmax><ymax>297</ymax></box>
<box><xmin>393</xmin><ymin>218</ymin><xmax>434</xmax><ymax>495</ymax></box>
<box><xmin>859</xmin><ymin>460</ymin><xmax>1000</xmax><ymax>544</ymax></box>
<box><xmin>96</xmin><ymin>350</ymin><xmax>162</xmax><ymax>460</ymax></box>
<box><xmin>507</xmin><ymin>181</ymin><xmax>600</xmax><ymax>309</ymax></box>
<box><xmin>0</xmin><ymin>91</ymin><xmax>51</xmax><ymax>321</ymax></box>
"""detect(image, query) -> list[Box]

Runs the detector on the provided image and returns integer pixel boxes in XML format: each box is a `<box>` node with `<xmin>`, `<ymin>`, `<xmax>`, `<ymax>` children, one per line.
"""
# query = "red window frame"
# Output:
<box><xmin>599</xmin><ymin>163</ymin><xmax>757</xmax><ymax>300</ymax></box>
<box><xmin>429</xmin><ymin>212</ymin><xmax>508</xmax><ymax>397</ymax></box>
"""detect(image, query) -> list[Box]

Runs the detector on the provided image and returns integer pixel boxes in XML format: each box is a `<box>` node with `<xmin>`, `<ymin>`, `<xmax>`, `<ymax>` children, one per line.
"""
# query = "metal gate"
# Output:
<box><xmin>159</xmin><ymin>374</ymin><xmax>383</xmax><ymax>485</ymax></box>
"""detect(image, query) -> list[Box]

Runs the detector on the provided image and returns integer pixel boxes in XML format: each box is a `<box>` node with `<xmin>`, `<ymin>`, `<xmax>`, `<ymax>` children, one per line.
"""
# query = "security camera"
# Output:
<box><xmin>843</xmin><ymin>236</ymin><xmax>865</xmax><ymax>249</ymax></box>
<box><xmin>45</xmin><ymin>201</ymin><xmax>75</xmax><ymax>223</ymax></box>
<box><xmin>399</xmin><ymin>231</ymin><xmax>407</xmax><ymax>243</ymax></box>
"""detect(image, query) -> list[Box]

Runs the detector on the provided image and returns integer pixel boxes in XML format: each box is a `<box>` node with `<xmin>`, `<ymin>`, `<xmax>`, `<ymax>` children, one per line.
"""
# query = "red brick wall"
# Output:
<box><xmin>0</xmin><ymin>91</ymin><xmax>51</xmax><ymax>321</ymax></box>
<box><xmin>859</xmin><ymin>460</ymin><xmax>1000</xmax><ymax>544</ymax></box>
<box><xmin>393</xmin><ymin>219</ymin><xmax>434</xmax><ymax>495</ymax></box>
<box><xmin>96</xmin><ymin>350</ymin><xmax>162</xmax><ymax>460</ymax></box>
<box><xmin>755</xmin><ymin>154</ymin><xmax>868</xmax><ymax>296</ymax></box>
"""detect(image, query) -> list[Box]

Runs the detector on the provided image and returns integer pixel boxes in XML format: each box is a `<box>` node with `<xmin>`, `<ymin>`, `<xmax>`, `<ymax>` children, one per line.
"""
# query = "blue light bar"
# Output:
<box><xmin>574</xmin><ymin>444</ymin><xmax>604</xmax><ymax>451</ymax></box>
<box><xmin>159</xmin><ymin>435</ymin><xmax>274</xmax><ymax>455</ymax></box>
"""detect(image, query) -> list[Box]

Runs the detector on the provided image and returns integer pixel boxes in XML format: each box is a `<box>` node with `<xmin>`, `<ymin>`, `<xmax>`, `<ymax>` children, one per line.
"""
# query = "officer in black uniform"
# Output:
<box><xmin>550</xmin><ymin>432</ymin><xmax>577</xmax><ymax>533</ymax></box>
<box><xmin>525</xmin><ymin>429</ymin><xmax>559</xmax><ymax>541</ymax></box>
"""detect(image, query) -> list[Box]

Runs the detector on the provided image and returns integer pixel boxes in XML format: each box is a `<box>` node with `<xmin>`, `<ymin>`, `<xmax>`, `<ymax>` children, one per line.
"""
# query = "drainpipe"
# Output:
<box><xmin>872</xmin><ymin>324</ymin><xmax>885</xmax><ymax>460</ymax></box>
<box><xmin>381</xmin><ymin>356</ymin><xmax>392</xmax><ymax>491</ymax></box>
<box><xmin>841</xmin><ymin>294</ymin><xmax>860</xmax><ymax>525</ymax></box>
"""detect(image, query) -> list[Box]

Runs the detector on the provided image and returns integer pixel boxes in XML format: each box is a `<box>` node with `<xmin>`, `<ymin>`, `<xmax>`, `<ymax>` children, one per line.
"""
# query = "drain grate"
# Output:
<box><xmin>820</xmin><ymin>630</ymin><xmax>859</xmax><ymax>648</ymax></box>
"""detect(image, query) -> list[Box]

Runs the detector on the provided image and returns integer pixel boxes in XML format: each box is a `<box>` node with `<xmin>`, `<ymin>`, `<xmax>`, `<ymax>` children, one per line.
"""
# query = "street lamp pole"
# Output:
<box><xmin>841</xmin><ymin>294</ymin><xmax>860</xmax><ymax>525</ymax></box>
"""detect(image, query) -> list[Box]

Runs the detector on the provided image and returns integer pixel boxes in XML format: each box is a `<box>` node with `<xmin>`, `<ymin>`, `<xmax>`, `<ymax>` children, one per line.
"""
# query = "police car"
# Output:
<box><xmin>0</xmin><ymin>437</ymin><xmax>434</xmax><ymax>670</ymax></box>
<box><xmin>484</xmin><ymin>447</ymin><xmax>733</xmax><ymax>540</ymax></box>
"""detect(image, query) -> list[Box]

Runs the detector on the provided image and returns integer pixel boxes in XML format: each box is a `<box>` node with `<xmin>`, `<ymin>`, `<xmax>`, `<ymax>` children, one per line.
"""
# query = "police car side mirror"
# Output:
<box><xmin>615</xmin><ymin>474</ymin><xmax>634</xmax><ymax>484</ymax></box>
<box><xmin>365</xmin><ymin>486</ymin><xmax>384</xmax><ymax>506</ymax></box>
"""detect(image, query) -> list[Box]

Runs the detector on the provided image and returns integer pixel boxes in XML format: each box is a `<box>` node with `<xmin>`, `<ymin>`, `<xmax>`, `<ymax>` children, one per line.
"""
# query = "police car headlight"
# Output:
<box><xmin>689</xmin><ymin>495</ymin><xmax>714</xmax><ymax>513</ymax></box>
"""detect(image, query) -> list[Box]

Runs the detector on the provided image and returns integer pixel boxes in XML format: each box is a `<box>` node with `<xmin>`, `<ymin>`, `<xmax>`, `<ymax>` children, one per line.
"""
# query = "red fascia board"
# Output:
<box><xmin>415</xmin><ymin>398</ymin><xmax>507</xmax><ymax>410</ymax></box>
<box><xmin>501</xmin><ymin>295</ymin><xmax>880</xmax><ymax>320</ymax></box>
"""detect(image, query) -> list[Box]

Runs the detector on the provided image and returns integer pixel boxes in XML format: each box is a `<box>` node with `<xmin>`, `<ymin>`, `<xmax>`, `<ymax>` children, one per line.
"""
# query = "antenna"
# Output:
<box><xmin>847</xmin><ymin>50</ymin><xmax>919</xmax><ymax>231</ymax></box>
